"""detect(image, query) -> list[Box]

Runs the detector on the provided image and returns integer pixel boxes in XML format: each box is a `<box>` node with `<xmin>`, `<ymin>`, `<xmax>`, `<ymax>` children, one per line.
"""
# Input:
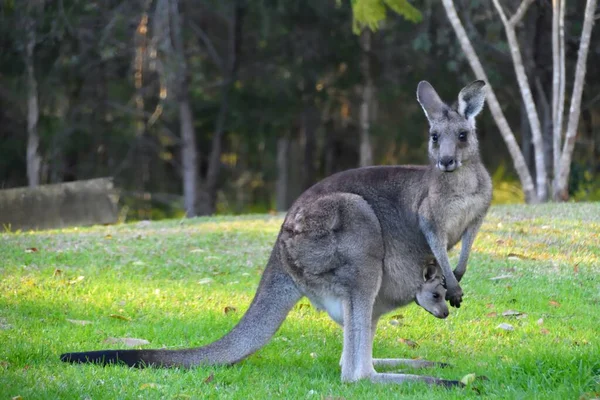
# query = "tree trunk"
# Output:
<box><xmin>302</xmin><ymin>104</ymin><xmax>319</xmax><ymax>190</ymax></box>
<box><xmin>551</xmin><ymin>0</ymin><xmax>566</xmax><ymax>187</ymax></box>
<box><xmin>520</xmin><ymin>102</ymin><xmax>533</xmax><ymax>176</ymax></box>
<box><xmin>201</xmin><ymin>1</ymin><xmax>246</xmax><ymax>215</ymax></box>
<box><xmin>359</xmin><ymin>29</ymin><xmax>374</xmax><ymax>167</ymax></box>
<box><xmin>179</xmin><ymin>99</ymin><xmax>198</xmax><ymax>217</ymax></box>
<box><xmin>276</xmin><ymin>135</ymin><xmax>290</xmax><ymax>212</ymax></box>
<box><xmin>440</xmin><ymin>0</ymin><xmax>538</xmax><ymax>203</ymax></box>
<box><xmin>25</xmin><ymin>15</ymin><xmax>41</xmax><ymax>188</ymax></box>
<box><xmin>554</xmin><ymin>0</ymin><xmax>598</xmax><ymax>200</ymax></box>
<box><xmin>169</xmin><ymin>0</ymin><xmax>198</xmax><ymax>217</ymax></box>
<box><xmin>491</xmin><ymin>0</ymin><xmax>548</xmax><ymax>201</ymax></box>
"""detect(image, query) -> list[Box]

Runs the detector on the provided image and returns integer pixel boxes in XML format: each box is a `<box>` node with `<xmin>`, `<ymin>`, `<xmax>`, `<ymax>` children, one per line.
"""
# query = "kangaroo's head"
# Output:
<box><xmin>415</xmin><ymin>264</ymin><xmax>449</xmax><ymax>319</ymax></box>
<box><xmin>417</xmin><ymin>80</ymin><xmax>487</xmax><ymax>172</ymax></box>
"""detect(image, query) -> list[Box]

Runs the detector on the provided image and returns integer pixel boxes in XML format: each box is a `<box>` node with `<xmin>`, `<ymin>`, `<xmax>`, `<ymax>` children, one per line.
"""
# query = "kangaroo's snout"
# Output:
<box><xmin>438</xmin><ymin>156</ymin><xmax>457</xmax><ymax>172</ymax></box>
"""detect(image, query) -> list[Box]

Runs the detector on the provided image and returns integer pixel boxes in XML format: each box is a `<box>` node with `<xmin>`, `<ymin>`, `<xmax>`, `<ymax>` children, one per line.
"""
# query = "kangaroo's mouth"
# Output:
<box><xmin>436</xmin><ymin>161</ymin><xmax>461</xmax><ymax>172</ymax></box>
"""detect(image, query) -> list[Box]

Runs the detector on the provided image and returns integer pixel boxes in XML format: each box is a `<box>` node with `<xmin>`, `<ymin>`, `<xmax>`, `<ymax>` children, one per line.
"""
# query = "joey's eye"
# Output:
<box><xmin>430</xmin><ymin>133</ymin><xmax>439</xmax><ymax>143</ymax></box>
<box><xmin>432</xmin><ymin>293</ymin><xmax>440</xmax><ymax>299</ymax></box>
<box><xmin>458</xmin><ymin>131</ymin><xmax>468</xmax><ymax>142</ymax></box>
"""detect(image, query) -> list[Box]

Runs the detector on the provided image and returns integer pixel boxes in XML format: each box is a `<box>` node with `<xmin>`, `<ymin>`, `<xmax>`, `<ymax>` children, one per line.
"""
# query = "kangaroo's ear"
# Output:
<box><xmin>417</xmin><ymin>81</ymin><xmax>445</xmax><ymax>123</ymax></box>
<box><xmin>457</xmin><ymin>80</ymin><xmax>486</xmax><ymax>122</ymax></box>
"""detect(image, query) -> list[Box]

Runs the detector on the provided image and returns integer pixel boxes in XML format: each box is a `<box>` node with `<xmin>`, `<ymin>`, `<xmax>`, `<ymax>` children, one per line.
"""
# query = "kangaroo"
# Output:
<box><xmin>415</xmin><ymin>261</ymin><xmax>448</xmax><ymax>320</ymax></box>
<box><xmin>61</xmin><ymin>80</ymin><xmax>492</xmax><ymax>388</ymax></box>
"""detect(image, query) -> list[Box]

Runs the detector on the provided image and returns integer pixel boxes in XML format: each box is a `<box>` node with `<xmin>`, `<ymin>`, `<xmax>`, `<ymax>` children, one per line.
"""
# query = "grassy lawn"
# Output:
<box><xmin>1</xmin><ymin>203</ymin><xmax>599</xmax><ymax>399</ymax></box>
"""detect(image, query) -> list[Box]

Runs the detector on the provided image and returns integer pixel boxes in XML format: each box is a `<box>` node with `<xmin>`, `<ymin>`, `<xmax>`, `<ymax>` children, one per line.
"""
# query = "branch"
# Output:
<box><xmin>492</xmin><ymin>0</ymin><xmax>547</xmax><ymax>201</ymax></box>
<box><xmin>188</xmin><ymin>22</ymin><xmax>225</xmax><ymax>72</ymax></box>
<box><xmin>440</xmin><ymin>0</ymin><xmax>537</xmax><ymax>202</ymax></box>
<box><xmin>459</xmin><ymin>5</ymin><xmax>511</xmax><ymax>65</ymax></box>
<box><xmin>509</xmin><ymin>0</ymin><xmax>535</xmax><ymax>27</ymax></box>
<box><xmin>555</xmin><ymin>0</ymin><xmax>598</xmax><ymax>199</ymax></box>
<box><xmin>58</xmin><ymin>0</ymin><xmax>75</xmax><ymax>36</ymax></box>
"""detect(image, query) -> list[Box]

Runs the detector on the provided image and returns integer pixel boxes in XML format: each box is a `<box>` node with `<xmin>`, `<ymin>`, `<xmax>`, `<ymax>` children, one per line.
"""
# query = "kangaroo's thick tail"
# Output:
<box><xmin>60</xmin><ymin>250</ymin><xmax>302</xmax><ymax>368</ymax></box>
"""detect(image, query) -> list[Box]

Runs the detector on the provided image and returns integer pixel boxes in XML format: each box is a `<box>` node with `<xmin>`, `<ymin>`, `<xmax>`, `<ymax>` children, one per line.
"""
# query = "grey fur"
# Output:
<box><xmin>61</xmin><ymin>80</ymin><xmax>492</xmax><ymax>388</ymax></box>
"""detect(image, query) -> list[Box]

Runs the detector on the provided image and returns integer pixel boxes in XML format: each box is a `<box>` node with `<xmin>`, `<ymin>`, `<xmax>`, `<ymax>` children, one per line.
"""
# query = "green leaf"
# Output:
<box><xmin>350</xmin><ymin>0</ymin><xmax>422</xmax><ymax>33</ymax></box>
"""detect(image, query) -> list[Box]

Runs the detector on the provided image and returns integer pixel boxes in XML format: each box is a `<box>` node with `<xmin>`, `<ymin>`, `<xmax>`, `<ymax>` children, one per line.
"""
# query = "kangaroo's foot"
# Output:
<box><xmin>370</xmin><ymin>372</ymin><xmax>463</xmax><ymax>388</ymax></box>
<box><xmin>373</xmin><ymin>358</ymin><xmax>451</xmax><ymax>369</ymax></box>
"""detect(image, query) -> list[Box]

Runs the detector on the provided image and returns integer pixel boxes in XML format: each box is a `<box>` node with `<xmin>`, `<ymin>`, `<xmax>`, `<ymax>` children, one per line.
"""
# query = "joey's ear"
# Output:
<box><xmin>417</xmin><ymin>81</ymin><xmax>445</xmax><ymax>122</ymax></box>
<box><xmin>457</xmin><ymin>80</ymin><xmax>486</xmax><ymax>121</ymax></box>
<box><xmin>423</xmin><ymin>263</ymin><xmax>438</xmax><ymax>281</ymax></box>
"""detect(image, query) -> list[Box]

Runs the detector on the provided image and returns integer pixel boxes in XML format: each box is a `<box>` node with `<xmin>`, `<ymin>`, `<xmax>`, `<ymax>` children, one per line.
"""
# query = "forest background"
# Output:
<box><xmin>1</xmin><ymin>0</ymin><xmax>598</xmax><ymax>220</ymax></box>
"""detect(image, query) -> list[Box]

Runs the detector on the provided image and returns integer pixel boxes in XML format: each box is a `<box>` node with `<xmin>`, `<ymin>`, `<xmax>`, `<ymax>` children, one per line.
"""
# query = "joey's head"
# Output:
<box><xmin>415</xmin><ymin>264</ymin><xmax>449</xmax><ymax>319</ymax></box>
<box><xmin>416</xmin><ymin>80</ymin><xmax>487</xmax><ymax>173</ymax></box>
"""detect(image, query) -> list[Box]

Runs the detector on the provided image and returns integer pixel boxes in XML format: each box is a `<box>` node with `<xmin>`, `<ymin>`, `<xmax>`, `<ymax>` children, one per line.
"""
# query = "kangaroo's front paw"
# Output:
<box><xmin>446</xmin><ymin>284</ymin><xmax>463</xmax><ymax>308</ymax></box>
<box><xmin>453</xmin><ymin>269</ymin><xmax>465</xmax><ymax>282</ymax></box>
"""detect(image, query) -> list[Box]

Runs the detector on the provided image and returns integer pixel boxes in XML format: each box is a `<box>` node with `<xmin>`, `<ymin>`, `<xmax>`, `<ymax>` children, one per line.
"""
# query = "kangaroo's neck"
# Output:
<box><xmin>425</xmin><ymin>160</ymin><xmax>488</xmax><ymax>194</ymax></box>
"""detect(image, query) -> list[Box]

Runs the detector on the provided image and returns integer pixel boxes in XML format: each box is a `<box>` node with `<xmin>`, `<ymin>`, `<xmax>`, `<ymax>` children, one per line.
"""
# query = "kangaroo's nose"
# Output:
<box><xmin>440</xmin><ymin>157</ymin><xmax>455</xmax><ymax>168</ymax></box>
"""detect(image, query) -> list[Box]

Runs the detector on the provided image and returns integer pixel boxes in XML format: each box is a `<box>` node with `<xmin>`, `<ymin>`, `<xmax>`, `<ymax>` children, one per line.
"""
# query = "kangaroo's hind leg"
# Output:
<box><xmin>369</xmin><ymin>316</ymin><xmax>451</xmax><ymax>370</ymax></box>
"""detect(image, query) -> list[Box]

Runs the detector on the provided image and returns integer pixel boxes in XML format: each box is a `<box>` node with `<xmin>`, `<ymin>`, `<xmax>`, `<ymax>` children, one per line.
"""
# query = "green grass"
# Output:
<box><xmin>1</xmin><ymin>204</ymin><xmax>599</xmax><ymax>399</ymax></box>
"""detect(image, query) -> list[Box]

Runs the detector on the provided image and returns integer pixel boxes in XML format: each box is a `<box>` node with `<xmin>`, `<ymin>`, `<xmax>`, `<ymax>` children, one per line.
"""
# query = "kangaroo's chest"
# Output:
<box><xmin>443</xmin><ymin>194</ymin><xmax>487</xmax><ymax>246</ymax></box>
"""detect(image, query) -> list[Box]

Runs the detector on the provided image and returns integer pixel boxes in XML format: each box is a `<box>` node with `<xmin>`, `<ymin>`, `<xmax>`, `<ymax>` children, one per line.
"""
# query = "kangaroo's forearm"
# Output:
<box><xmin>454</xmin><ymin>216</ymin><xmax>484</xmax><ymax>282</ymax></box>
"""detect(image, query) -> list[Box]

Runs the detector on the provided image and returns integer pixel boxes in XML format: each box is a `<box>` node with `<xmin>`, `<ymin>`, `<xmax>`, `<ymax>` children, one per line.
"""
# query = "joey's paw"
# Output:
<box><xmin>446</xmin><ymin>285</ymin><xmax>463</xmax><ymax>308</ymax></box>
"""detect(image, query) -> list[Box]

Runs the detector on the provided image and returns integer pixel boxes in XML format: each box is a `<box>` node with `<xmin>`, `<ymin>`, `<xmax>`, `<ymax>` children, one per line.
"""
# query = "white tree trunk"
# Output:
<box><xmin>25</xmin><ymin>16</ymin><xmax>41</xmax><ymax>188</ymax></box>
<box><xmin>554</xmin><ymin>0</ymin><xmax>598</xmax><ymax>200</ymax></box>
<box><xmin>551</xmin><ymin>0</ymin><xmax>566</xmax><ymax>184</ymax></box>
<box><xmin>169</xmin><ymin>0</ymin><xmax>198</xmax><ymax>217</ymax></box>
<box><xmin>491</xmin><ymin>0</ymin><xmax>547</xmax><ymax>201</ymax></box>
<box><xmin>179</xmin><ymin>100</ymin><xmax>198</xmax><ymax>217</ymax></box>
<box><xmin>359</xmin><ymin>29</ymin><xmax>374</xmax><ymax>167</ymax></box>
<box><xmin>276</xmin><ymin>136</ymin><xmax>290</xmax><ymax>212</ymax></box>
<box><xmin>440</xmin><ymin>0</ymin><xmax>538</xmax><ymax>203</ymax></box>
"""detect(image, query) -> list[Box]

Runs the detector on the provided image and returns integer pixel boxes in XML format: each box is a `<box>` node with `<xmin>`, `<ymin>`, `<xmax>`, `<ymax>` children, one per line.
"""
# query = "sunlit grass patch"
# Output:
<box><xmin>1</xmin><ymin>203</ymin><xmax>599</xmax><ymax>399</ymax></box>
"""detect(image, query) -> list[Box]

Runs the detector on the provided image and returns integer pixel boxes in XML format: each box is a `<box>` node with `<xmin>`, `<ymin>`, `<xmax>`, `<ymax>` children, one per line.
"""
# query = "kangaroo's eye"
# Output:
<box><xmin>458</xmin><ymin>131</ymin><xmax>468</xmax><ymax>141</ymax></box>
<box><xmin>431</xmin><ymin>133</ymin><xmax>439</xmax><ymax>143</ymax></box>
<box><xmin>432</xmin><ymin>293</ymin><xmax>440</xmax><ymax>299</ymax></box>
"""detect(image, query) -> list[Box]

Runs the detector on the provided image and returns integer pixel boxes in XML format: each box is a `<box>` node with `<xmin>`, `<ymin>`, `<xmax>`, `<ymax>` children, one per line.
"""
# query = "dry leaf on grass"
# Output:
<box><xmin>0</xmin><ymin>318</ymin><xmax>12</xmax><ymax>330</ymax></box>
<box><xmin>486</xmin><ymin>312</ymin><xmax>498</xmax><ymax>318</ymax></box>
<box><xmin>224</xmin><ymin>306</ymin><xmax>237</xmax><ymax>314</ymax></box>
<box><xmin>502</xmin><ymin>310</ymin><xmax>522</xmax><ymax>317</ymax></box>
<box><xmin>540</xmin><ymin>329</ymin><xmax>550</xmax><ymax>335</ymax></box>
<box><xmin>549</xmin><ymin>300</ymin><xmax>561</xmax><ymax>307</ymax></box>
<box><xmin>460</xmin><ymin>373</ymin><xmax>477</xmax><ymax>385</ymax></box>
<box><xmin>68</xmin><ymin>276</ymin><xmax>85</xmax><ymax>285</ymax></box>
<box><xmin>497</xmin><ymin>323</ymin><xmax>514</xmax><ymax>331</ymax></box>
<box><xmin>490</xmin><ymin>274</ymin><xmax>513</xmax><ymax>281</ymax></box>
<box><xmin>66</xmin><ymin>319</ymin><xmax>93</xmax><ymax>326</ymax></box>
<box><xmin>109</xmin><ymin>314</ymin><xmax>131</xmax><ymax>321</ymax></box>
<box><xmin>25</xmin><ymin>247</ymin><xmax>39</xmax><ymax>253</ymax></box>
<box><xmin>398</xmin><ymin>338</ymin><xmax>418</xmax><ymax>348</ymax></box>
<box><xmin>140</xmin><ymin>383</ymin><xmax>160</xmax><ymax>390</ymax></box>
<box><xmin>203</xmin><ymin>373</ymin><xmax>214</xmax><ymax>384</ymax></box>
<box><xmin>103</xmin><ymin>337</ymin><xmax>149</xmax><ymax>347</ymax></box>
